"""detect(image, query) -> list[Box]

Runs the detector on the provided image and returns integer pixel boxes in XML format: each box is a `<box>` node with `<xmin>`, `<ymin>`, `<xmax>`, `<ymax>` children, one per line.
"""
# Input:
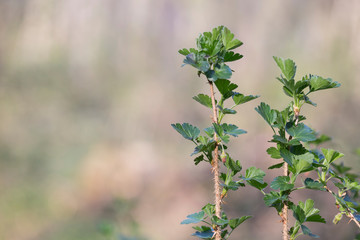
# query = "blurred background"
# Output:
<box><xmin>0</xmin><ymin>0</ymin><xmax>360</xmax><ymax>239</ymax></box>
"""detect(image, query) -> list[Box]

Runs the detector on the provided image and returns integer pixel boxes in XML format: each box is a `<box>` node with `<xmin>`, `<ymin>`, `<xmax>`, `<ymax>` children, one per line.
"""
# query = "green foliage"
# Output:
<box><xmin>175</xmin><ymin>26</ymin><xmax>258</xmax><ymax>239</ymax></box>
<box><xmin>256</xmin><ymin>56</ymin><xmax>360</xmax><ymax>239</ymax></box>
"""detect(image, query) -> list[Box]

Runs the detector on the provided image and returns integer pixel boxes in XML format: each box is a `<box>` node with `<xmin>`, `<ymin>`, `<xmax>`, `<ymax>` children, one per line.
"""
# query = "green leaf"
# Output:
<box><xmin>292</xmin><ymin>205</ymin><xmax>306</xmax><ymax>223</ymax></box>
<box><xmin>212</xmin><ymin>216</ymin><xmax>229</xmax><ymax>226</ymax></box>
<box><xmin>309</xmin><ymin>75</ymin><xmax>340</xmax><ymax>92</ymax></box>
<box><xmin>194</xmin><ymin>155</ymin><xmax>204</xmax><ymax>165</ymax></box>
<box><xmin>301</xmin><ymin>225</ymin><xmax>319</xmax><ymax>238</ymax></box>
<box><xmin>224</xmin><ymin>51</ymin><xmax>243</xmax><ymax>62</ymax></box>
<box><xmin>193</xmin><ymin>94</ymin><xmax>213</xmax><ymax>108</ymax></box>
<box><xmin>221</xmin><ymin>123</ymin><xmax>247</xmax><ymax>137</ymax></box>
<box><xmin>181</xmin><ymin>211</ymin><xmax>205</xmax><ymax>224</ymax></box>
<box><xmin>304</xmin><ymin>178</ymin><xmax>326</xmax><ymax>191</ymax></box>
<box><xmin>285</xmin><ymin>122</ymin><xmax>317</xmax><ymax>142</ymax></box>
<box><xmin>218</xmin><ymin>106</ymin><xmax>236</xmax><ymax>115</ymax></box>
<box><xmin>264</xmin><ymin>191</ymin><xmax>287</xmax><ymax>207</ymax></box>
<box><xmin>273</xmin><ymin>56</ymin><xmax>297</xmax><ymax>80</ymax></box>
<box><xmin>178</xmin><ymin>48</ymin><xmax>190</xmax><ymax>56</ymax></box>
<box><xmin>183</xmin><ymin>53</ymin><xmax>210</xmax><ymax>72</ymax></box>
<box><xmin>308</xmin><ymin>134</ymin><xmax>331</xmax><ymax>145</ymax></box>
<box><xmin>229</xmin><ymin>216</ymin><xmax>252</xmax><ymax>230</ymax></box>
<box><xmin>321</xmin><ymin>148</ymin><xmax>344</xmax><ymax>165</ymax></box>
<box><xmin>225</xmin><ymin>158</ymin><xmax>242</xmax><ymax>174</ymax></box>
<box><xmin>192</xmin><ymin>230</ymin><xmax>213</xmax><ymax>239</ymax></box>
<box><xmin>268</xmin><ymin>162</ymin><xmax>284</xmax><ymax>169</ymax></box>
<box><xmin>221</xmin><ymin>26</ymin><xmax>243</xmax><ymax>50</ymax></box>
<box><xmin>332</xmin><ymin>212</ymin><xmax>343</xmax><ymax>224</ymax></box>
<box><xmin>255</xmin><ymin>102</ymin><xmax>277</xmax><ymax>131</ymax></box>
<box><xmin>212</xmin><ymin>123</ymin><xmax>230</xmax><ymax>143</ymax></box>
<box><xmin>214</xmin><ymin>63</ymin><xmax>232</xmax><ymax>80</ymax></box>
<box><xmin>232</xmin><ymin>93</ymin><xmax>259</xmax><ymax>106</ymax></box>
<box><xmin>243</xmin><ymin>167</ymin><xmax>268</xmax><ymax>190</ymax></box>
<box><xmin>267</xmin><ymin>147</ymin><xmax>281</xmax><ymax>159</ymax></box>
<box><xmin>171</xmin><ymin>123</ymin><xmax>200</xmax><ymax>141</ymax></box>
<box><xmin>270</xmin><ymin>176</ymin><xmax>294</xmax><ymax>191</ymax></box>
<box><xmin>202</xmin><ymin>204</ymin><xmax>215</xmax><ymax>217</ymax></box>
<box><xmin>215</xmin><ymin>79</ymin><xmax>238</xmax><ymax>97</ymax></box>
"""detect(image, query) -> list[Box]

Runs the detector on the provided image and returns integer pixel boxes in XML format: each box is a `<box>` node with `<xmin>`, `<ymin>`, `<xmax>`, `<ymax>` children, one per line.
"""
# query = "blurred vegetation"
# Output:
<box><xmin>0</xmin><ymin>0</ymin><xmax>359</xmax><ymax>239</ymax></box>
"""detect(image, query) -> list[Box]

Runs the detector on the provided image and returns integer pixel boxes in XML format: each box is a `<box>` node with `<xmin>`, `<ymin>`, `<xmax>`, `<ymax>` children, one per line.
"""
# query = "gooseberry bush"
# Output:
<box><xmin>173</xmin><ymin>26</ymin><xmax>360</xmax><ymax>240</ymax></box>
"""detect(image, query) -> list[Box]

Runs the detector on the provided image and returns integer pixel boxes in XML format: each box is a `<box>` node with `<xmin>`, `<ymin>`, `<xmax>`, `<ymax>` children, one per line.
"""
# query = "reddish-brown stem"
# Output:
<box><xmin>209</xmin><ymin>80</ymin><xmax>221</xmax><ymax>240</ymax></box>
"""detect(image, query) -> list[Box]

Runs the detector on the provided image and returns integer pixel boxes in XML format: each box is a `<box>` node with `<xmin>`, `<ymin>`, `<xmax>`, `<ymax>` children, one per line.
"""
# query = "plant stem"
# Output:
<box><xmin>209</xmin><ymin>80</ymin><xmax>222</xmax><ymax>240</ymax></box>
<box><xmin>282</xmin><ymin>162</ymin><xmax>289</xmax><ymax>240</ymax></box>
<box><xmin>325</xmin><ymin>186</ymin><xmax>360</xmax><ymax>229</ymax></box>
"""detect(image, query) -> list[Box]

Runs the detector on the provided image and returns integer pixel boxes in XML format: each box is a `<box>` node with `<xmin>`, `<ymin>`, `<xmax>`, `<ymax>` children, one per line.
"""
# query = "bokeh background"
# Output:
<box><xmin>0</xmin><ymin>0</ymin><xmax>360</xmax><ymax>239</ymax></box>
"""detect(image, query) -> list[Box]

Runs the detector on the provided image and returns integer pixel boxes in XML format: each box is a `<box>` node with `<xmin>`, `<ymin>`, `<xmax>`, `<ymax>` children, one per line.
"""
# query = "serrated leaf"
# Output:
<box><xmin>215</xmin><ymin>79</ymin><xmax>238</xmax><ymax>97</ymax></box>
<box><xmin>202</xmin><ymin>204</ymin><xmax>215</xmax><ymax>217</ymax></box>
<box><xmin>243</xmin><ymin>167</ymin><xmax>268</xmax><ymax>190</ymax></box>
<box><xmin>270</xmin><ymin>176</ymin><xmax>294</xmax><ymax>191</ymax></box>
<box><xmin>321</xmin><ymin>148</ymin><xmax>344</xmax><ymax>165</ymax></box>
<box><xmin>214</xmin><ymin>63</ymin><xmax>232</xmax><ymax>80</ymax></box>
<box><xmin>221</xmin><ymin>123</ymin><xmax>247</xmax><ymax>137</ymax></box>
<box><xmin>171</xmin><ymin>123</ymin><xmax>200</xmax><ymax>141</ymax></box>
<box><xmin>181</xmin><ymin>211</ymin><xmax>205</xmax><ymax>224</ymax></box>
<box><xmin>285</xmin><ymin>122</ymin><xmax>317</xmax><ymax>142</ymax></box>
<box><xmin>273</xmin><ymin>56</ymin><xmax>297</xmax><ymax>80</ymax></box>
<box><xmin>193</xmin><ymin>94</ymin><xmax>213</xmax><ymax>108</ymax></box>
<box><xmin>178</xmin><ymin>48</ymin><xmax>190</xmax><ymax>56</ymax></box>
<box><xmin>301</xmin><ymin>225</ymin><xmax>319</xmax><ymax>238</ymax></box>
<box><xmin>194</xmin><ymin>155</ymin><xmax>204</xmax><ymax>165</ymax></box>
<box><xmin>183</xmin><ymin>53</ymin><xmax>210</xmax><ymax>72</ymax></box>
<box><xmin>232</xmin><ymin>93</ymin><xmax>259</xmax><ymax>106</ymax></box>
<box><xmin>212</xmin><ymin>216</ymin><xmax>229</xmax><ymax>226</ymax></box>
<box><xmin>304</xmin><ymin>178</ymin><xmax>325</xmax><ymax>191</ymax></box>
<box><xmin>267</xmin><ymin>147</ymin><xmax>281</xmax><ymax>159</ymax></box>
<box><xmin>225</xmin><ymin>158</ymin><xmax>242</xmax><ymax>174</ymax></box>
<box><xmin>224</xmin><ymin>51</ymin><xmax>243</xmax><ymax>62</ymax></box>
<box><xmin>255</xmin><ymin>102</ymin><xmax>277</xmax><ymax>131</ymax></box>
<box><xmin>229</xmin><ymin>216</ymin><xmax>252</xmax><ymax>230</ymax></box>
<box><xmin>212</xmin><ymin>123</ymin><xmax>230</xmax><ymax>143</ymax></box>
<box><xmin>264</xmin><ymin>191</ymin><xmax>287</xmax><ymax>207</ymax></box>
<box><xmin>308</xmin><ymin>134</ymin><xmax>331</xmax><ymax>145</ymax></box>
<box><xmin>268</xmin><ymin>162</ymin><xmax>284</xmax><ymax>169</ymax></box>
<box><xmin>221</xmin><ymin>26</ymin><xmax>243</xmax><ymax>50</ymax></box>
<box><xmin>309</xmin><ymin>75</ymin><xmax>340</xmax><ymax>92</ymax></box>
<box><xmin>192</xmin><ymin>230</ymin><xmax>214</xmax><ymax>239</ymax></box>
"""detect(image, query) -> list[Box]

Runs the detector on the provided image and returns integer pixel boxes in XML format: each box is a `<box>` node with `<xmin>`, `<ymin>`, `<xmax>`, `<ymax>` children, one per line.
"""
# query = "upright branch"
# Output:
<box><xmin>173</xmin><ymin>26</ymin><xmax>259</xmax><ymax>240</ymax></box>
<box><xmin>209</xmin><ymin>81</ymin><xmax>221</xmax><ymax>240</ymax></box>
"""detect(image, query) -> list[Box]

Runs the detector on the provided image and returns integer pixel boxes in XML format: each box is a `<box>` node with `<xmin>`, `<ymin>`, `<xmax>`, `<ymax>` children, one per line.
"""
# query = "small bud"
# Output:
<box><xmin>220</xmin><ymin>151</ymin><xmax>227</xmax><ymax>163</ymax></box>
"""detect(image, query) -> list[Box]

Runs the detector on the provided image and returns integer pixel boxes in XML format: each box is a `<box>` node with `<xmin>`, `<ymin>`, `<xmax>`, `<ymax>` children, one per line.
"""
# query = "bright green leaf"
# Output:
<box><xmin>178</xmin><ymin>48</ymin><xmax>190</xmax><ymax>56</ymax></box>
<box><xmin>309</xmin><ymin>75</ymin><xmax>340</xmax><ymax>92</ymax></box>
<box><xmin>193</xmin><ymin>94</ymin><xmax>213</xmax><ymax>108</ymax></box>
<box><xmin>321</xmin><ymin>148</ymin><xmax>344</xmax><ymax>165</ymax></box>
<box><xmin>221</xmin><ymin>123</ymin><xmax>247</xmax><ymax>137</ymax></box>
<box><xmin>267</xmin><ymin>147</ymin><xmax>281</xmax><ymax>159</ymax></box>
<box><xmin>273</xmin><ymin>56</ymin><xmax>297</xmax><ymax>80</ymax></box>
<box><xmin>215</xmin><ymin>79</ymin><xmax>238</xmax><ymax>96</ymax></box>
<box><xmin>285</xmin><ymin>122</ymin><xmax>317</xmax><ymax>142</ymax></box>
<box><xmin>270</xmin><ymin>176</ymin><xmax>294</xmax><ymax>191</ymax></box>
<box><xmin>255</xmin><ymin>102</ymin><xmax>277</xmax><ymax>131</ymax></box>
<box><xmin>221</xmin><ymin>26</ymin><xmax>243</xmax><ymax>50</ymax></box>
<box><xmin>229</xmin><ymin>216</ymin><xmax>252</xmax><ymax>230</ymax></box>
<box><xmin>232</xmin><ymin>93</ymin><xmax>259</xmax><ymax>106</ymax></box>
<box><xmin>172</xmin><ymin>123</ymin><xmax>200</xmax><ymax>141</ymax></box>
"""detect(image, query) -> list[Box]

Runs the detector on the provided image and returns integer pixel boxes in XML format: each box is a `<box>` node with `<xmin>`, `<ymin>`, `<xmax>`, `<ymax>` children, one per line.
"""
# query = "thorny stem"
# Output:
<box><xmin>282</xmin><ymin>162</ymin><xmax>289</xmax><ymax>240</ymax></box>
<box><xmin>209</xmin><ymin>80</ymin><xmax>222</xmax><ymax>240</ymax></box>
<box><xmin>324</xmin><ymin>186</ymin><xmax>360</xmax><ymax>229</ymax></box>
<box><xmin>282</xmin><ymin>107</ymin><xmax>300</xmax><ymax>240</ymax></box>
